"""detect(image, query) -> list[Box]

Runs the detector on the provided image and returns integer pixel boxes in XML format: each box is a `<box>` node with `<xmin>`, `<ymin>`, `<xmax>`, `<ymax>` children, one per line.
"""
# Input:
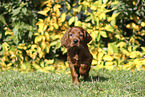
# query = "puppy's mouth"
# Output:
<box><xmin>73</xmin><ymin>43</ymin><xmax>79</xmax><ymax>47</ymax></box>
<box><xmin>70</xmin><ymin>43</ymin><xmax>83</xmax><ymax>49</ymax></box>
<box><xmin>70</xmin><ymin>42</ymin><xmax>79</xmax><ymax>47</ymax></box>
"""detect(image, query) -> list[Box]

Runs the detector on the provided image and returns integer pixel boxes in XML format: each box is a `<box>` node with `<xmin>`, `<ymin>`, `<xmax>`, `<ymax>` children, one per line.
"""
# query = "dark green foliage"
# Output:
<box><xmin>116</xmin><ymin>0</ymin><xmax>145</xmax><ymax>45</ymax></box>
<box><xmin>0</xmin><ymin>0</ymin><xmax>40</xmax><ymax>45</ymax></box>
<box><xmin>0</xmin><ymin>0</ymin><xmax>145</xmax><ymax>71</ymax></box>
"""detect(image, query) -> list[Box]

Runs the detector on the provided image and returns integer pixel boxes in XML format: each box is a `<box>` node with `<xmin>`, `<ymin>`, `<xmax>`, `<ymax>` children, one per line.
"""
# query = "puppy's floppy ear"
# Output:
<box><xmin>61</xmin><ymin>28</ymin><xmax>71</xmax><ymax>48</ymax></box>
<box><xmin>83</xmin><ymin>29</ymin><xmax>92</xmax><ymax>43</ymax></box>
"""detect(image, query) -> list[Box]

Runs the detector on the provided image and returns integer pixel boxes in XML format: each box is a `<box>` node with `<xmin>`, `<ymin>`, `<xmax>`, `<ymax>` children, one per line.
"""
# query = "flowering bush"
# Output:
<box><xmin>0</xmin><ymin>0</ymin><xmax>145</xmax><ymax>73</ymax></box>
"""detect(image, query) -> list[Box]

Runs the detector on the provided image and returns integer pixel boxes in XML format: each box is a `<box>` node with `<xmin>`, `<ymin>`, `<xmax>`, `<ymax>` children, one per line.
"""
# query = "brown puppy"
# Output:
<box><xmin>61</xmin><ymin>26</ymin><xmax>93</xmax><ymax>84</ymax></box>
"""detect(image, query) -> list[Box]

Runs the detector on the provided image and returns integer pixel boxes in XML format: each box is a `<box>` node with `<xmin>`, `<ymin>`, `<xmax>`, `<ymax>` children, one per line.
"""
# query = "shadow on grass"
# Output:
<box><xmin>80</xmin><ymin>75</ymin><xmax>109</xmax><ymax>82</ymax></box>
<box><xmin>90</xmin><ymin>76</ymin><xmax>109</xmax><ymax>82</ymax></box>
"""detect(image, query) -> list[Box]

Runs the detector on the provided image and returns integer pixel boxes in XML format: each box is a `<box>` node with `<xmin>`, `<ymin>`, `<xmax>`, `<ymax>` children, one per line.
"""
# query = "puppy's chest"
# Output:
<box><xmin>73</xmin><ymin>54</ymin><xmax>79</xmax><ymax>60</ymax></box>
<box><xmin>67</xmin><ymin>49</ymin><xmax>84</xmax><ymax>65</ymax></box>
<box><xmin>71</xmin><ymin>54</ymin><xmax>83</xmax><ymax>65</ymax></box>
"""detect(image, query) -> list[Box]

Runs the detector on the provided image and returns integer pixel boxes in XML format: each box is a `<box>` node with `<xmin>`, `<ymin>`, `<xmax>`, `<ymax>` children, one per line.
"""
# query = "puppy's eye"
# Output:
<box><xmin>70</xmin><ymin>34</ymin><xmax>73</xmax><ymax>36</ymax></box>
<box><xmin>79</xmin><ymin>34</ymin><xmax>83</xmax><ymax>37</ymax></box>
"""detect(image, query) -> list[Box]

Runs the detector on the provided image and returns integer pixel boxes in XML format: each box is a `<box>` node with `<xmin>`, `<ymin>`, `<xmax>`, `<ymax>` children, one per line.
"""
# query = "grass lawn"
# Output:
<box><xmin>0</xmin><ymin>69</ymin><xmax>145</xmax><ymax>97</ymax></box>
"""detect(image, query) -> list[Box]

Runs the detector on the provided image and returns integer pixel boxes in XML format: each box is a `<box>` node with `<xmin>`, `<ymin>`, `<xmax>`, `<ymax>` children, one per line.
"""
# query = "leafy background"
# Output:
<box><xmin>0</xmin><ymin>0</ymin><xmax>145</xmax><ymax>73</ymax></box>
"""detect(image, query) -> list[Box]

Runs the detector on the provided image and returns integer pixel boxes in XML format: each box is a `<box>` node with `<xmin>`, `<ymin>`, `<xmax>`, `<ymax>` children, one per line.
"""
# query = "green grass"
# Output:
<box><xmin>0</xmin><ymin>69</ymin><xmax>145</xmax><ymax>97</ymax></box>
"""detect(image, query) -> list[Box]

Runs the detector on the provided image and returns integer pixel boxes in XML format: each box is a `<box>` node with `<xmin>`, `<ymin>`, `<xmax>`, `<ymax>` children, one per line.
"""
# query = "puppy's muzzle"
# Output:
<box><xmin>73</xmin><ymin>39</ymin><xmax>78</xmax><ymax>44</ymax></box>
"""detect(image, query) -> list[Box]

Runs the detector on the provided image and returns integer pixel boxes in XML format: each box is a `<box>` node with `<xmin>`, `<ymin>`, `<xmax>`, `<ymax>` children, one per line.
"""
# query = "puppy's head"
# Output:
<box><xmin>61</xmin><ymin>26</ymin><xmax>92</xmax><ymax>48</ymax></box>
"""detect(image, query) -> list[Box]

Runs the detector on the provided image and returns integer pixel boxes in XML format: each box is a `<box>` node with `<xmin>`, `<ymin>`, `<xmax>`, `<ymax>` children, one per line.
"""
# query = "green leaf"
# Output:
<box><xmin>50</xmin><ymin>41</ymin><xmax>57</xmax><ymax>46</ymax></box>
<box><xmin>22</xmin><ymin>8</ymin><xmax>27</xmax><ymax>15</ymax></box>
<box><xmin>128</xmin><ymin>46</ymin><xmax>132</xmax><ymax>52</ymax></box>
<box><xmin>117</xmin><ymin>42</ymin><xmax>126</xmax><ymax>48</ymax></box>
<box><xmin>68</xmin><ymin>17</ymin><xmax>75</xmax><ymax>25</ymax></box>
<box><xmin>103</xmin><ymin>55</ymin><xmax>114</xmax><ymax>61</ymax></box>
<box><xmin>0</xmin><ymin>48</ymin><xmax>4</xmax><ymax>55</ymax></box>
<box><xmin>100</xmin><ymin>31</ymin><xmax>107</xmax><ymax>38</ymax></box>
<box><xmin>0</xmin><ymin>14</ymin><xmax>8</xmax><ymax>26</ymax></box>
<box><xmin>28</xmin><ymin>31</ymin><xmax>33</xmax><ymax>38</ymax></box>
<box><xmin>73</xmin><ymin>6</ymin><xmax>82</xmax><ymax>12</ymax></box>
<box><xmin>95</xmin><ymin>17</ymin><xmax>99</xmax><ymax>26</ymax></box>
<box><xmin>62</xmin><ymin>48</ymin><xmax>67</xmax><ymax>54</ymax></box>
<box><xmin>0</xmin><ymin>33</ymin><xmax>2</xmax><ymax>39</ymax></box>
<box><xmin>61</xmin><ymin>13</ymin><xmax>66</xmax><ymax>22</ymax></box>
<box><xmin>45</xmin><ymin>45</ymin><xmax>50</xmax><ymax>53</ymax></box>
<box><xmin>40</xmin><ymin>62</ymin><xmax>44</xmax><ymax>67</ymax></box>
<box><xmin>85</xmin><ymin>16</ymin><xmax>92</xmax><ymax>22</ymax></box>
<box><xmin>13</xmin><ymin>23</ymin><xmax>19</xmax><ymax>36</ymax></box>
<box><xmin>90</xmin><ymin>2</ymin><xmax>99</xmax><ymax>10</ymax></box>
<box><xmin>32</xmin><ymin>63</ymin><xmax>41</xmax><ymax>69</ymax></box>
<box><xmin>120</xmin><ymin>48</ymin><xmax>130</xmax><ymax>56</ymax></box>
<box><xmin>55</xmin><ymin>40</ymin><xmax>61</xmax><ymax>50</ymax></box>
<box><xmin>103</xmin><ymin>0</ymin><xmax>108</xmax><ymax>4</ymax></box>
<box><xmin>105</xmin><ymin>25</ymin><xmax>114</xmax><ymax>32</ymax></box>
<box><xmin>12</xmin><ymin>7</ymin><xmax>21</xmax><ymax>16</ymax></box>
<box><xmin>65</xmin><ymin>1</ymin><xmax>71</xmax><ymax>10</ymax></box>
<box><xmin>108</xmin><ymin>42</ymin><xmax>118</xmax><ymax>54</ymax></box>
<box><xmin>13</xmin><ymin>36</ymin><xmax>19</xmax><ymax>45</ymax></box>
<box><xmin>75</xmin><ymin>21</ymin><xmax>82</xmax><ymax>26</ymax></box>
<box><xmin>133</xmin><ymin>45</ymin><xmax>140</xmax><ymax>51</ymax></box>
<box><xmin>35</xmin><ymin>35</ymin><xmax>43</xmax><ymax>43</ymax></box>
<box><xmin>110</xmin><ymin>19</ymin><xmax>116</xmax><ymax>26</ymax></box>
<box><xmin>96</xmin><ymin>32</ymin><xmax>101</xmax><ymax>42</ymax></box>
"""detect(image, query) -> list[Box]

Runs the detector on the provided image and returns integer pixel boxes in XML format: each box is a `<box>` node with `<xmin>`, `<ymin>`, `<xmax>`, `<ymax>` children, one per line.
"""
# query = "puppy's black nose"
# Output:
<box><xmin>73</xmin><ymin>39</ymin><xmax>78</xmax><ymax>44</ymax></box>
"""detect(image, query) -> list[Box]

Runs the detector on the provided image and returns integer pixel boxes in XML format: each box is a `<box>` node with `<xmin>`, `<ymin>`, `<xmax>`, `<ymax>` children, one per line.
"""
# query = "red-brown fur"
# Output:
<box><xmin>61</xmin><ymin>26</ymin><xmax>93</xmax><ymax>84</ymax></box>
